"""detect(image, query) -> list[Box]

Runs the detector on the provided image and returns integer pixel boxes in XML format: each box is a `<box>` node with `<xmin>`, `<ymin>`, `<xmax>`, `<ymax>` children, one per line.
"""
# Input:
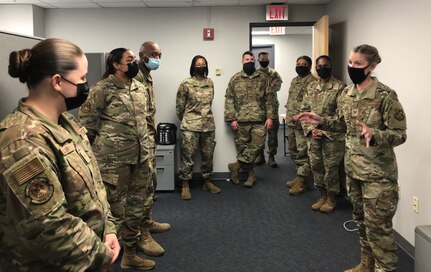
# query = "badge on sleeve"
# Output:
<box><xmin>26</xmin><ymin>177</ymin><xmax>54</xmax><ymax>204</ymax></box>
<box><xmin>394</xmin><ymin>109</ymin><xmax>405</xmax><ymax>121</ymax></box>
<box><xmin>80</xmin><ymin>101</ymin><xmax>91</xmax><ymax>113</ymax></box>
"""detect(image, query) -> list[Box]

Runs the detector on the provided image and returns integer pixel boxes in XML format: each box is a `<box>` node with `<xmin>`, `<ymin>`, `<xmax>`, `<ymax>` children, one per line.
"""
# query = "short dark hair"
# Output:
<box><xmin>297</xmin><ymin>55</ymin><xmax>312</xmax><ymax>67</ymax></box>
<box><xmin>189</xmin><ymin>55</ymin><xmax>208</xmax><ymax>78</ymax></box>
<box><xmin>316</xmin><ymin>55</ymin><xmax>332</xmax><ymax>65</ymax></box>
<box><xmin>258</xmin><ymin>51</ymin><xmax>269</xmax><ymax>58</ymax></box>
<box><xmin>242</xmin><ymin>51</ymin><xmax>254</xmax><ymax>59</ymax></box>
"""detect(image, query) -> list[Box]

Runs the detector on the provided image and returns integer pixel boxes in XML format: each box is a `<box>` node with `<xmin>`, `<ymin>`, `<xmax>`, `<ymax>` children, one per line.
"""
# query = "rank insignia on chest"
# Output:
<box><xmin>25</xmin><ymin>177</ymin><xmax>54</xmax><ymax>204</ymax></box>
<box><xmin>351</xmin><ymin>109</ymin><xmax>359</xmax><ymax>118</ymax></box>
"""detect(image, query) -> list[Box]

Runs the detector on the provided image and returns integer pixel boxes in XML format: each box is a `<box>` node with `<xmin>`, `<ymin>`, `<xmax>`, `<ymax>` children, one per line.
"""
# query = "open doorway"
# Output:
<box><xmin>250</xmin><ymin>22</ymin><xmax>314</xmax><ymax>120</ymax></box>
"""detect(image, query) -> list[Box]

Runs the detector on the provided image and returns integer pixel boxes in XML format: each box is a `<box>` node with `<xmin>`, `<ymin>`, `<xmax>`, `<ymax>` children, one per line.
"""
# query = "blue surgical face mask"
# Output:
<box><xmin>144</xmin><ymin>57</ymin><xmax>160</xmax><ymax>70</ymax></box>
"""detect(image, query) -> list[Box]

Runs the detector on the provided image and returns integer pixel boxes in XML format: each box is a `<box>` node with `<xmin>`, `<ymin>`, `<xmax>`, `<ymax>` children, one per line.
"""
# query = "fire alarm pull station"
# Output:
<box><xmin>203</xmin><ymin>28</ymin><xmax>214</xmax><ymax>40</ymax></box>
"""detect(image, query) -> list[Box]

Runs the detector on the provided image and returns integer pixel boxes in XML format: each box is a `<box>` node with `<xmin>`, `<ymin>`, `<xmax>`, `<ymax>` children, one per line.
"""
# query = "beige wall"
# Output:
<box><xmin>327</xmin><ymin>0</ymin><xmax>431</xmax><ymax>246</ymax></box>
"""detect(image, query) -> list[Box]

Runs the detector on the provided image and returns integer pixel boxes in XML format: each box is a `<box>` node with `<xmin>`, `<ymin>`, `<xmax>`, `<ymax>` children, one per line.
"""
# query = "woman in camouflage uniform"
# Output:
<box><xmin>301</xmin><ymin>55</ymin><xmax>346</xmax><ymax>213</ymax></box>
<box><xmin>297</xmin><ymin>45</ymin><xmax>407</xmax><ymax>272</ymax></box>
<box><xmin>176</xmin><ymin>55</ymin><xmax>219</xmax><ymax>200</ymax></box>
<box><xmin>79</xmin><ymin>48</ymin><xmax>157</xmax><ymax>270</ymax></box>
<box><xmin>0</xmin><ymin>38</ymin><xmax>120</xmax><ymax>271</ymax></box>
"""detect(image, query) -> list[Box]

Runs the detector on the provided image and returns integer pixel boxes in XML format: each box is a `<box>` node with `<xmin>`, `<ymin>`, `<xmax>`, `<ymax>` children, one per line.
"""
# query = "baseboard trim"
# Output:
<box><xmin>395</xmin><ymin>230</ymin><xmax>415</xmax><ymax>259</ymax></box>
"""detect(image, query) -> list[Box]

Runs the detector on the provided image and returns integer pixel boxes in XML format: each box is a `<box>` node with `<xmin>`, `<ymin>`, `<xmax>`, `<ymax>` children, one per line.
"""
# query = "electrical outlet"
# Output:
<box><xmin>413</xmin><ymin>196</ymin><xmax>419</xmax><ymax>214</ymax></box>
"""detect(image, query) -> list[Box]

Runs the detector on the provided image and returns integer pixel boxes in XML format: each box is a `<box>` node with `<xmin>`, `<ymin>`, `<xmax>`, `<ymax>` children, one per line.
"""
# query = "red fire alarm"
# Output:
<box><xmin>203</xmin><ymin>28</ymin><xmax>214</xmax><ymax>40</ymax></box>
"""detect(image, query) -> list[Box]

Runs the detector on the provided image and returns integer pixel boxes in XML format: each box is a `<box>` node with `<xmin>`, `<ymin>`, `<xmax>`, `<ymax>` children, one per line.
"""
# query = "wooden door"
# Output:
<box><xmin>312</xmin><ymin>15</ymin><xmax>329</xmax><ymax>74</ymax></box>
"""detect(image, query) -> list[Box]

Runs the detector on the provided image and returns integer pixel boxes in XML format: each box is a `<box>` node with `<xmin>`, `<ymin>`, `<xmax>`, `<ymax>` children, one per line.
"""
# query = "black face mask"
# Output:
<box><xmin>61</xmin><ymin>77</ymin><xmax>90</xmax><ymax>111</ymax></box>
<box><xmin>347</xmin><ymin>65</ymin><xmax>370</xmax><ymax>84</ymax></box>
<box><xmin>316</xmin><ymin>67</ymin><xmax>332</xmax><ymax>79</ymax></box>
<box><xmin>259</xmin><ymin>60</ymin><xmax>269</xmax><ymax>68</ymax></box>
<box><xmin>295</xmin><ymin>66</ymin><xmax>310</xmax><ymax>77</ymax></box>
<box><xmin>195</xmin><ymin>67</ymin><xmax>207</xmax><ymax>77</ymax></box>
<box><xmin>125</xmin><ymin>61</ymin><xmax>139</xmax><ymax>79</ymax></box>
<box><xmin>243</xmin><ymin>62</ymin><xmax>256</xmax><ymax>76</ymax></box>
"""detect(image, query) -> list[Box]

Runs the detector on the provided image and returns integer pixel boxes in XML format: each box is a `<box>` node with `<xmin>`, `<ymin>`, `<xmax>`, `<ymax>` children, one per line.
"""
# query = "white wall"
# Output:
<box><xmin>253</xmin><ymin>34</ymin><xmax>312</xmax><ymax>116</ymax></box>
<box><xmin>327</xmin><ymin>0</ymin><xmax>431</xmax><ymax>246</ymax></box>
<box><xmin>0</xmin><ymin>5</ymin><xmax>34</xmax><ymax>36</ymax></box>
<box><xmin>42</xmin><ymin>6</ymin><xmax>323</xmax><ymax>173</ymax></box>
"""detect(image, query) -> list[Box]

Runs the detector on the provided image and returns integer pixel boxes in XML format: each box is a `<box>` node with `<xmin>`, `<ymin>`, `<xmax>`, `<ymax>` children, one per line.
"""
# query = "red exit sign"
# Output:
<box><xmin>266</xmin><ymin>4</ymin><xmax>288</xmax><ymax>21</ymax></box>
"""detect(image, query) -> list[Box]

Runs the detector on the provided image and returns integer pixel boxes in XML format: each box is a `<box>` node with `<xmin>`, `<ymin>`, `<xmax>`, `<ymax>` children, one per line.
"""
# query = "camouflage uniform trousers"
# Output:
<box><xmin>142</xmin><ymin>148</ymin><xmax>156</xmax><ymax>227</ymax></box>
<box><xmin>287</xmin><ymin>125</ymin><xmax>311</xmax><ymax>177</ymax></box>
<box><xmin>179</xmin><ymin>130</ymin><xmax>216</xmax><ymax>180</ymax></box>
<box><xmin>347</xmin><ymin>175</ymin><xmax>399</xmax><ymax>272</ymax></box>
<box><xmin>101</xmin><ymin>160</ymin><xmax>152</xmax><ymax>247</ymax></box>
<box><xmin>233</xmin><ymin>122</ymin><xmax>266</xmax><ymax>169</ymax></box>
<box><xmin>265</xmin><ymin>119</ymin><xmax>279</xmax><ymax>156</ymax></box>
<box><xmin>308</xmin><ymin>137</ymin><xmax>345</xmax><ymax>196</ymax></box>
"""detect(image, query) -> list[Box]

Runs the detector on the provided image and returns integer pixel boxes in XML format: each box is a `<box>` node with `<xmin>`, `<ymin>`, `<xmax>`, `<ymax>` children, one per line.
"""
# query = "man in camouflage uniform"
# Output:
<box><xmin>285</xmin><ymin>55</ymin><xmax>316</xmax><ymax>195</ymax></box>
<box><xmin>225</xmin><ymin>51</ymin><xmax>276</xmax><ymax>188</ymax></box>
<box><xmin>255</xmin><ymin>51</ymin><xmax>283</xmax><ymax>168</ymax></box>
<box><xmin>79</xmin><ymin>48</ymin><xmax>155</xmax><ymax>270</ymax></box>
<box><xmin>135</xmin><ymin>41</ymin><xmax>171</xmax><ymax>255</ymax></box>
<box><xmin>297</xmin><ymin>45</ymin><xmax>407</xmax><ymax>272</ymax></box>
<box><xmin>176</xmin><ymin>55</ymin><xmax>219</xmax><ymax>200</ymax></box>
<box><xmin>301</xmin><ymin>55</ymin><xmax>346</xmax><ymax>213</ymax></box>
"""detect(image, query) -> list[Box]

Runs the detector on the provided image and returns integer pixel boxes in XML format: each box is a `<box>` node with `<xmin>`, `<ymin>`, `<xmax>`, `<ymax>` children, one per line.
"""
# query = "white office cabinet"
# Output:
<box><xmin>155</xmin><ymin>145</ymin><xmax>176</xmax><ymax>191</ymax></box>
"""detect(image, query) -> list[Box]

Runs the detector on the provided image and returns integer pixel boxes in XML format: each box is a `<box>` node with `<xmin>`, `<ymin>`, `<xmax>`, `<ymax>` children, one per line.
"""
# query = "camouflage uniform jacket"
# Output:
<box><xmin>259</xmin><ymin>67</ymin><xmax>283</xmax><ymax>115</ymax></box>
<box><xmin>135</xmin><ymin>63</ymin><xmax>156</xmax><ymax>150</ymax></box>
<box><xmin>176</xmin><ymin>76</ymin><xmax>215</xmax><ymax>132</ymax></box>
<box><xmin>322</xmin><ymin>78</ymin><xmax>407</xmax><ymax>182</ymax></box>
<box><xmin>0</xmin><ymin>100</ymin><xmax>116</xmax><ymax>271</ymax></box>
<box><xmin>301</xmin><ymin>76</ymin><xmax>346</xmax><ymax>141</ymax></box>
<box><xmin>79</xmin><ymin>74</ymin><xmax>150</xmax><ymax>164</ymax></box>
<box><xmin>224</xmin><ymin>70</ymin><xmax>276</xmax><ymax>122</ymax></box>
<box><xmin>285</xmin><ymin>73</ymin><xmax>317</xmax><ymax>126</ymax></box>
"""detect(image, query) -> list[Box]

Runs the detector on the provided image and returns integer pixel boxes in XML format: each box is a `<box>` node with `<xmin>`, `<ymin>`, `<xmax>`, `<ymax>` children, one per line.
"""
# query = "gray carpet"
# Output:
<box><xmin>113</xmin><ymin>131</ymin><xmax>414</xmax><ymax>272</ymax></box>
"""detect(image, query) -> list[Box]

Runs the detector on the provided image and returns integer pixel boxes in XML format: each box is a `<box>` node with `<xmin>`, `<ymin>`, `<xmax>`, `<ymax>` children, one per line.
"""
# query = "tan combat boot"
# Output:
<box><xmin>202</xmin><ymin>179</ymin><xmax>221</xmax><ymax>194</ymax></box>
<box><xmin>146</xmin><ymin>220</ymin><xmax>171</xmax><ymax>233</ymax></box>
<box><xmin>320</xmin><ymin>196</ymin><xmax>336</xmax><ymax>213</ymax></box>
<box><xmin>289</xmin><ymin>176</ymin><xmax>307</xmax><ymax>195</ymax></box>
<box><xmin>181</xmin><ymin>180</ymin><xmax>191</xmax><ymax>200</ymax></box>
<box><xmin>228</xmin><ymin>162</ymin><xmax>240</xmax><ymax>184</ymax></box>
<box><xmin>344</xmin><ymin>253</ymin><xmax>375</xmax><ymax>272</ymax></box>
<box><xmin>244</xmin><ymin>169</ymin><xmax>256</xmax><ymax>188</ymax></box>
<box><xmin>137</xmin><ymin>228</ymin><xmax>165</xmax><ymax>257</ymax></box>
<box><xmin>268</xmin><ymin>154</ymin><xmax>278</xmax><ymax>168</ymax></box>
<box><xmin>286</xmin><ymin>176</ymin><xmax>298</xmax><ymax>188</ymax></box>
<box><xmin>121</xmin><ymin>246</ymin><xmax>155</xmax><ymax>270</ymax></box>
<box><xmin>311</xmin><ymin>194</ymin><xmax>327</xmax><ymax>211</ymax></box>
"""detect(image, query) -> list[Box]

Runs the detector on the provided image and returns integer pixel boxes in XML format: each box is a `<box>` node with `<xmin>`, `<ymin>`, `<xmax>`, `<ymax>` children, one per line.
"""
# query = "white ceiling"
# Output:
<box><xmin>0</xmin><ymin>0</ymin><xmax>331</xmax><ymax>9</ymax></box>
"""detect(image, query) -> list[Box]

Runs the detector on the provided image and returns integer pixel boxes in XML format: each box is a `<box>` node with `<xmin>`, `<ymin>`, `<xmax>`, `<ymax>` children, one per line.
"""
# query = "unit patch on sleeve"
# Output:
<box><xmin>394</xmin><ymin>109</ymin><xmax>405</xmax><ymax>121</ymax></box>
<box><xmin>25</xmin><ymin>177</ymin><xmax>54</xmax><ymax>204</ymax></box>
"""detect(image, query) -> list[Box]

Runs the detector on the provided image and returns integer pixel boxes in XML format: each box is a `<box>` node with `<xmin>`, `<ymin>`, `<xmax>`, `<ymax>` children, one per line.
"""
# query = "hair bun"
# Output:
<box><xmin>8</xmin><ymin>49</ymin><xmax>31</xmax><ymax>83</ymax></box>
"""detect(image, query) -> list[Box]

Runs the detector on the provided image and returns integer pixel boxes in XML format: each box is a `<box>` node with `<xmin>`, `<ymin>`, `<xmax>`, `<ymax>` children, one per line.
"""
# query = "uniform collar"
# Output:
<box><xmin>18</xmin><ymin>99</ymin><xmax>72</xmax><ymax>144</ymax></box>
<box><xmin>241</xmin><ymin>70</ymin><xmax>260</xmax><ymax>78</ymax></box>
<box><xmin>347</xmin><ymin>77</ymin><xmax>379</xmax><ymax>99</ymax></box>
